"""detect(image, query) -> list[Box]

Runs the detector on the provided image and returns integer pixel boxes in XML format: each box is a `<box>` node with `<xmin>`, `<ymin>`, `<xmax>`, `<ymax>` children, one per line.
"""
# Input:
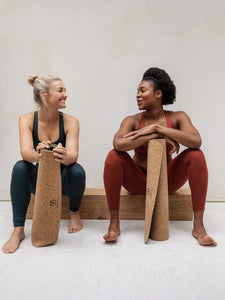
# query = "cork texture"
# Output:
<box><xmin>144</xmin><ymin>140</ymin><xmax>163</xmax><ymax>243</ymax></box>
<box><xmin>149</xmin><ymin>139</ymin><xmax>169</xmax><ymax>242</ymax></box>
<box><xmin>31</xmin><ymin>149</ymin><xmax>62</xmax><ymax>247</ymax></box>
<box><xmin>145</xmin><ymin>139</ymin><xmax>169</xmax><ymax>243</ymax></box>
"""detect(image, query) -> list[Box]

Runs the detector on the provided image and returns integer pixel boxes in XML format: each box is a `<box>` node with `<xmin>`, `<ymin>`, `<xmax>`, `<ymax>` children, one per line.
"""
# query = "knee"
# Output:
<box><xmin>67</xmin><ymin>163</ymin><xmax>86</xmax><ymax>182</ymax></box>
<box><xmin>12</xmin><ymin>160</ymin><xmax>32</xmax><ymax>177</ymax></box>
<box><xmin>104</xmin><ymin>149</ymin><xmax>123</xmax><ymax>170</ymax></box>
<box><xmin>185</xmin><ymin>149</ymin><xmax>207</xmax><ymax>170</ymax></box>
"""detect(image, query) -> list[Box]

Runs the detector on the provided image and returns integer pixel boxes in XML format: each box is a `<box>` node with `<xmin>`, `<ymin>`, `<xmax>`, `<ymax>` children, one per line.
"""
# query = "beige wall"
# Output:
<box><xmin>0</xmin><ymin>0</ymin><xmax>225</xmax><ymax>200</ymax></box>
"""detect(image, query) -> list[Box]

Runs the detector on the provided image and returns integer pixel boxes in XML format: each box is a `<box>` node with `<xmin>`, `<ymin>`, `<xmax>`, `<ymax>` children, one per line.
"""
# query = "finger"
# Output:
<box><xmin>130</xmin><ymin>133</ymin><xmax>142</xmax><ymax>140</ymax></box>
<box><xmin>53</xmin><ymin>148</ymin><xmax>64</xmax><ymax>155</ymax></box>
<box><xmin>123</xmin><ymin>131</ymin><xmax>138</xmax><ymax>138</ymax></box>
<box><xmin>39</xmin><ymin>142</ymin><xmax>50</xmax><ymax>148</ymax></box>
<box><xmin>53</xmin><ymin>152</ymin><xmax>64</xmax><ymax>159</ymax></box>
<box><xmin>37</xmin><ymin>145</ymin><xmax>49</xmax><ymax>151</ymax></box>
<box><xmin>36</xmin><ymin>145</ymin><xmax>44</xmax><ymax>151</ymax></box>
<box><xmin>54</xmin><ymin>143</ymin><xmax>63</xmax><ymax>151</ymax></box>
<box><xmin>40</xmin><ymin>141</ymin><xmax>49</xmax><ymax>145</ymax></box>
<box><xmin>55</xmin><ymin>158</ymin><xmax>63</xmax><ymax>163</ymax></box>
<box><xmin>55</xmin><ymin>143</ymin><xmax>62</xmax><ymax>148</ymax></box>
<box><xmin>169</xmin><ymin>144</ymin><xmax>176</xmax><ymax>155</ymax></box>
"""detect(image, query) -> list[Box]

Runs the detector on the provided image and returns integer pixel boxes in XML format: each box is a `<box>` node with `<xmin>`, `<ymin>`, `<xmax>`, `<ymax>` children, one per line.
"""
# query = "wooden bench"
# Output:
<box><xmin>26</xmin><ymin>187</ymin><xmax>193</xmax><ymax>221</ymax></box>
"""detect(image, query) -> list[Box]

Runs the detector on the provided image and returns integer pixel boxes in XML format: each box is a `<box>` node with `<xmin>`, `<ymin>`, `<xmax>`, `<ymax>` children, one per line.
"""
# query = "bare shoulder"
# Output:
<box><xmin>19</xmin><ymin>112</ymin><xmax>35</xmax><ymax>128</ymax></box>
<box><xmin>121</xmin><ymin>113</ymin><xmax>141</xmax><ymax>129</ymax></box>
<box><xmin>165</xmin><ymin>110</ymin><xmax>192</xmax><ymax>128</ymax></box>
<box><xmin>63</xmin><ymin>112</ymin><xmax>79</xmax><ymax>123</ymax></box>
<box><xmin>170</xmin><ymin>110</ymin><xmax>190</xmax><ymax>118</ymax></box>
<box><xmin>63</xmin><ymin>113</ymin><xmax>79</xmax><ymax>133</ymax></box>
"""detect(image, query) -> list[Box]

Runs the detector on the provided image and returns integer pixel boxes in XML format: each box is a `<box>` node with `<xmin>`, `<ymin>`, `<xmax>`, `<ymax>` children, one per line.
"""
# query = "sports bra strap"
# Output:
<box><xmin>139</xmin><ymin>111</ymin><xmax>172</xmax><ymax>129</ymax></box>
<box><xmin>164</xmin><ymin>111</ymin><xmax>173</xmax><ymax>128</ymax></box>
<box><xmin>140</xmin><ymin>111</ymin><xmax>145</xmax><ymax>128</ymax></box>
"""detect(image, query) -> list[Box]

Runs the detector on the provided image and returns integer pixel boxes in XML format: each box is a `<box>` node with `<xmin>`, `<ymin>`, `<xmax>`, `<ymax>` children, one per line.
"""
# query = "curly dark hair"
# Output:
<box><xmin>142</xmin><ymin>67</ymin><xmax>176</xmax><ymax>105</ymax></box>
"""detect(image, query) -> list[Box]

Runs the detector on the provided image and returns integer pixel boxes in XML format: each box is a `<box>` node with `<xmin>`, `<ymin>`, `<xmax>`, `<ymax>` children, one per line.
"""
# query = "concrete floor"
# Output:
<box><xmin>0</xmin><ymin>201</ymin><xmax>225</xmax><ymax>300</ymax></box>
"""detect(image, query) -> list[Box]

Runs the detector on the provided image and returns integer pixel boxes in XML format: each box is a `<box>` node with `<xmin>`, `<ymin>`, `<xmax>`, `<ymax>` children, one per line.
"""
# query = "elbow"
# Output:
<box><xmin>64</xmin><ymin>152</ymin><xmax>78</xmax><ymax>166</ymax></box>
<box><xmin>196</xmin><ymin>136</ymin><xmax>202</xmax><ymax>149</ymax></box>
<box><xmin>113</xmin><ymin>140</ymin><xmax>126</xmax><ymax>152</ymax></box>
<box><xmin>20</xmin><ymin>150</ymin><xmax>27</xmax><ymax>161</ymax></box>
<box><xmin>192</xmin><ymin>137</ymin><xmax>202</xmax><ymax>149</ymax></box>
<box><xmin>72</xmin><ymin>152</ymin><xmax>78</xmax><ymax>164</ymax></box>
<box><xmin>113</xmin><ymin>141</ymin><xmax>121</xmax><ymax>151</ymax></box>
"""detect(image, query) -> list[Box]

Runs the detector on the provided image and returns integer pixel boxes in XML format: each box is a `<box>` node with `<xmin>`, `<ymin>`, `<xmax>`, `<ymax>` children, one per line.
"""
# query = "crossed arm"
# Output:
<box><xmin>113</xmin><ymin>111</ymin><xmax>202</xmax><ymax>153</ymax></box>
<box><xmin>19</xmin><ymin>113</ymin><xmax>79</xmax><ymax>165</ymax></box>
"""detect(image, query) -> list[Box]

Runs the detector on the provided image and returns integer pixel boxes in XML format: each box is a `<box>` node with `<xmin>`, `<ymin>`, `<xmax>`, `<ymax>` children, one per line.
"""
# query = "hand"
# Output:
<box><xmin>53</xmin><ymin>143</ymin><xmax>67</xmax><ymax>164</ymax></box>
<box><xmin>36</xmin><ymin>140</ymin><xmax>51</xmax><ymax>161</ymax></box>
<box><xmin>166</xmin><ymin>137</ymin><xmax>180</xmax><ymax>155</ymax></box>
<box><xmin>123</xmin><ymin>124</ymin><xmax>156</xmax><ymax>140</ymax></box>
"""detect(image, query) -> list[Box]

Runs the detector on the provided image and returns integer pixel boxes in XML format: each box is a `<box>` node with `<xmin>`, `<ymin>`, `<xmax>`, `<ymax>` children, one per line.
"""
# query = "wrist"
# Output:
<box><xmin>35</xmin><ymin>152</ymin><xmax>40</xmax><ymax>163</ymax></box>
<box><xmin>154</xmin><ymin>124</ymin><xmax>161</xmax><ymax>133</ymax></box>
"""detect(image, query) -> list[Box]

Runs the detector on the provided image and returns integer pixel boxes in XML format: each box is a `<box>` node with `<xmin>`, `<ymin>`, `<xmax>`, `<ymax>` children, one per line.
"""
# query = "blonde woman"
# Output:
<box><xmin>2</xmin><ymin>75</ymin><xmax>85</xmax><ymax>254</ymax></box>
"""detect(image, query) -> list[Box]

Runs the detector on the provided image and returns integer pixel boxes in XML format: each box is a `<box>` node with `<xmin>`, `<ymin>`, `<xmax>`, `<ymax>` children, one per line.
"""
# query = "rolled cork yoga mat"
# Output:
<box><xmin>144</xmin><ymin>139</ymin><xmax>169</xmax><ymax>243</ymax></box>
<box><xmin>144</xmin><ymin>139</ymin><xmax>163</xmax><ymax>243</ymax></box>
<box><xmin>31</xmin><ymin>147</ymin><xmax>62</xmax><ymax>247</ymax></box>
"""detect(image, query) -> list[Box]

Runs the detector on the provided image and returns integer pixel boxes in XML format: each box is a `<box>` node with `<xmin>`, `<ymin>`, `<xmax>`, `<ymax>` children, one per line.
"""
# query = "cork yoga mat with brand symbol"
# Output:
<box><xmin>144</xmin><ymin>139</ymin><xmax>169</xmax><ymax>243</ymax></box>
<box><xmin>31</xmin><ymin>148</ymin><xmax>62</xmax><ymax>247</ymax></box>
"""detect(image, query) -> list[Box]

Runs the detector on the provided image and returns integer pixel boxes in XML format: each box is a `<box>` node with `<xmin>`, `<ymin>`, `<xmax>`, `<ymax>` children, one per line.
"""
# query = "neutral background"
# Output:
<box><xmin>0</xmin><ymin>0</ymin><xmax>224</xmax><ymax>200</ymax></box>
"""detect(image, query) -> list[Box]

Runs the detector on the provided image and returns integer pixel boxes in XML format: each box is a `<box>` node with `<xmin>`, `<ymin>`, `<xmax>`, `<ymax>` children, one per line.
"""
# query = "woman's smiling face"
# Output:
<box><xmin>136</xmin><ymin>80</ymin><xmax>161</xmax><ymax>110</ymax></box>
<box><xmin>44</xmin><ymin>80</ymin><xmax>68</xmax><ymax>109</ymax></box>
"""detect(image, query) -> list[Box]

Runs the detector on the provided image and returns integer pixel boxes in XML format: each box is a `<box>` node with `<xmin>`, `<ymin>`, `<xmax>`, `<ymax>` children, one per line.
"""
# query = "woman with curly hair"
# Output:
<box><xmin>103</xmin><ymin>67</ymin><xmax>216</xmax><ymax>246</ymax></box>
<box><xmin>2</xmin><ymin>74</ymin><xmax>86</xmax><ymax>254</ymax></box>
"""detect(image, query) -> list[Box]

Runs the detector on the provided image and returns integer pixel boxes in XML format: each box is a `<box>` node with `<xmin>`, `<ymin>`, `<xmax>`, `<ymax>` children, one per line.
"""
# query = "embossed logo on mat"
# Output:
<box><xmin>146</xmin><ymin>186</ymin><xmax>153</xmax><ymax>198</ymax></box>
<box><xmin>49</xmin><ymin>199</ymin><xmax>57</xmax><ymax>207</ymax></box>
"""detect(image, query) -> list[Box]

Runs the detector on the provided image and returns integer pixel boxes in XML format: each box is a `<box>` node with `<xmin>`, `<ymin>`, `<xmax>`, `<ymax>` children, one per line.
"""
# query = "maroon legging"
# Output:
<box><xmin>104</xmin><ymin>148</ymin><xmax>208</xmax><ymax>211</ymax></box>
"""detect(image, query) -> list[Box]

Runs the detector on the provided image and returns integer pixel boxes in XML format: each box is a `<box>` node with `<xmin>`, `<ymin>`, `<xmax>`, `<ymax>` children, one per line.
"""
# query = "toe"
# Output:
<box><xmin>105</xmin><ymin>231</ymin><xmax>117</xmax><ymax>242</ymax></box>
<box><xmin>3</xmin><ymin>246</ymin><xmax>9</xmax><ymax>253</ymax></box>
<box><xmin>103</xmin><ymin>233</ymin><xmax>109</xmax><ymax>240</ymax></box>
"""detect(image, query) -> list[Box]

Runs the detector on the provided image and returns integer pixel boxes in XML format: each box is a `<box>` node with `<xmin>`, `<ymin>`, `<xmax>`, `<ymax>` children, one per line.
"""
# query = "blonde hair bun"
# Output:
<box><xmin>27</xmin><ymin>75</ymin><xmax>39</xmax><ymax>87</ymax></box>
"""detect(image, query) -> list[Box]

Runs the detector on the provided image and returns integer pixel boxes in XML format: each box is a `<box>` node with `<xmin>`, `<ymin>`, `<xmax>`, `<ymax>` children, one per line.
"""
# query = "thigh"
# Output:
<box><xmin>122</xmin><ymin>153</ymin><xmax>147</xmax><ymax>195</ymax></box>
<box><xmin>61</xmin><ymin>163</ymin><xmax>85</xmax><ymax>194</ymax></box>
<box><xmin>167</xmin><ymin>150</ymin><xmax>189</xmax><ymax>194</ymax></box>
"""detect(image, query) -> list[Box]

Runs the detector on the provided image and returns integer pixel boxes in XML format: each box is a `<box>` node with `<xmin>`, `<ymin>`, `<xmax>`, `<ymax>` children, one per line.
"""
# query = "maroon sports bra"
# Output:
<box><xmin>134</xmin><ymin>111</ymin><xmax>173</xmax><ymax>163</ymax></box>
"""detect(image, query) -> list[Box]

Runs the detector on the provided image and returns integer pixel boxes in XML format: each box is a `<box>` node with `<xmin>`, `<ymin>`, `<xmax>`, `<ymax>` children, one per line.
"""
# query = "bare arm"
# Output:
<box><xmin>155</xmin><ymin>111</ymin><xmax>202</xmax><ymax>149</ymax></box>
<box><xmin>19</xmin><ymin>114</ymin><xmax>42</xmax><ymax>163</ymax></box>
<box><xmin>125</xmin><ymin>111</ymin><xmax>201</xmax><ymax>149</ymax></box>
<box><xmin>113</xmin><ymin>116</ymin><xmax>162</xmax><ymax>152</ymax></box>
<box><xmin>53</xmin><ymin>115</ymin><xmax>79</xmax><ymax>165</ymax></box>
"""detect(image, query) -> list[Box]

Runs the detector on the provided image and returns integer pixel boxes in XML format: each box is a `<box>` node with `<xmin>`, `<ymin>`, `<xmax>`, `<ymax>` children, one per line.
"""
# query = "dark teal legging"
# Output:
<box><xmin>10</xmin><ymin>160</ymin><xmax>86</xmax><ymax>227</ymax></box>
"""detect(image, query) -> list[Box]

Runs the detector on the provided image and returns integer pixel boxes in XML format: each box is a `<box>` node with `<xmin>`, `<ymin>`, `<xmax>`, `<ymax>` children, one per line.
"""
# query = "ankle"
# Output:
<box><xmin>13</xmin><ymin>227</ymin><xmax>24</xmax><ymax>233</ymax></box>
<box><xmin>110</xmin><ymin>219</ymin><xmax>120</xmax><ymax>226</ymax></box>
<box><xmin>109</xmin><ymin>210</ymin><xmax>119</xmax><ymax>221</ymax></box>
<box><xmin>193</xmin><ymin>220</ymin><xmax>204</xmax><ymax>227</ymax></box>
<box><xmin>70</xmin><ymin>211</ymin><xmax>79</xmax><ymax>215</ymax></box>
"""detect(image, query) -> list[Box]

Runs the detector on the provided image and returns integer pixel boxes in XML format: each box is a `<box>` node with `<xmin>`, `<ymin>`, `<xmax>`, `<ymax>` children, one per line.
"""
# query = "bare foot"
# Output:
<box><xmin>103</xmin><ymin>220</ymin><xmax>120</xmax><ymax>242</ymax></box>
<box><xmin>192</xmin><ymin>225</ymin><xmax>217</xmax><ymax>246</ymax></box>
<box><xmin>2</xmin><ymin>227</ymin><xmax>25</xmax><ymax>254</ymax></box>
<box><xmin>68</xmin><ymin>211</ymin><xmax>83</xmax><ymax>233</ymax></box>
